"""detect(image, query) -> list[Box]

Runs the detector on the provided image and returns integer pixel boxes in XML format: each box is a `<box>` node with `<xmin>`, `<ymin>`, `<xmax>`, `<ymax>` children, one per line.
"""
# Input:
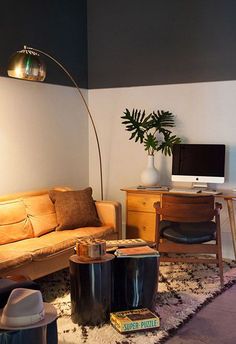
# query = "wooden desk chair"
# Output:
<box><xmin>154</xmin><ymin>194</ymin><xmax>224</xmax><ymax>288</ymax></box>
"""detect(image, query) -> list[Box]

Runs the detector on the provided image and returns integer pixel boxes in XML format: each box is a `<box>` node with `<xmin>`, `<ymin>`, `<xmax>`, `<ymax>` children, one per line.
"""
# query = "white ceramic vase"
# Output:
<box><xmin>140</xmin><ymin>154</ymin><xmax>160</xmax><ymax>186</ymax></box>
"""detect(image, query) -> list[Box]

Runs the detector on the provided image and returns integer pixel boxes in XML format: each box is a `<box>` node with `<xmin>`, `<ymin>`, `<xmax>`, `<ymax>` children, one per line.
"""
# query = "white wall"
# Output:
<box><xmin>1</xmin><ymin>75</ymin><xmax>234</xmax><ymax>258</ymax></box>
<box><xmin>88</xmin><ymin>80</ymin><xmax>236</xmax><ymax>259</ymax></box>
<box><xmin>0</xmin><ymin>77</ymin><xmax>89</xmax><ymax>194</ymax></box>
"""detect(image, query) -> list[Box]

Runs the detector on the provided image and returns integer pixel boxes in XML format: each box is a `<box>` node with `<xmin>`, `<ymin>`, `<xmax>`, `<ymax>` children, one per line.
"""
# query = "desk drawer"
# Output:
<box><xmin>126</xmin><ymin>211</ymin><xmax>155</xmax><ymax>241</ymax></box>
<box><xmin>127</xmin><ymin>194</ymin><xmax>160</xmax><ymax>212</ymax></box>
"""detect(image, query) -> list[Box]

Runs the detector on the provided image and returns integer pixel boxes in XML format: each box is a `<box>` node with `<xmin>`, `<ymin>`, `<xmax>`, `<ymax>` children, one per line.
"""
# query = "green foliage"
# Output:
<box><xmin>121</xmin><ymin>109</ymin><xmax>181</xmax><ymax>156</ymax></box>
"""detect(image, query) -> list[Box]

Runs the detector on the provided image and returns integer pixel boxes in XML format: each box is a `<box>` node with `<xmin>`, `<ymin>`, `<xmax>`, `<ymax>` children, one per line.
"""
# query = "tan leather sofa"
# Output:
<box><xmin>0</xmin><ymin>187</ymin><xmax>122</xmax><ymax>280</ymax></box>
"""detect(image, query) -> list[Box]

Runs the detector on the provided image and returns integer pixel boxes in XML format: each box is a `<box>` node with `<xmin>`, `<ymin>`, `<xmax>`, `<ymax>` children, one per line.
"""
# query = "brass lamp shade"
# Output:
<box><xmin>7</xmin><ymin>48</ymin><xmax>46</xmax><ymax>81</ymax></box>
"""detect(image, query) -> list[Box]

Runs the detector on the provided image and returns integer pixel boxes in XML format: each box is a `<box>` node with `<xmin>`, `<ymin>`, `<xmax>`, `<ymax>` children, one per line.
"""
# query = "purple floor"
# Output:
<box><xmin>165</xmin><ymin>284</ymin><xmax>236</xmax><ymax>344</ymax></box>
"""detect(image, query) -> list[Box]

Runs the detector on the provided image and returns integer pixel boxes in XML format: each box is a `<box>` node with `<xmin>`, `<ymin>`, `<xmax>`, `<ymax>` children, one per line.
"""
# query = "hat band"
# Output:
<box><xmin>2</xmin><ymin>309</ymin><xmax>45</xmax><ymax>327</ymax></box>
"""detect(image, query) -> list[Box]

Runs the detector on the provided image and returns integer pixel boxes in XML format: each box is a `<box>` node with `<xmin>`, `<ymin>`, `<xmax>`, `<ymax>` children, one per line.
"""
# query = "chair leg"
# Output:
<box><xmin>216</xmin><ymin>213</ymin><xmax>224</xmax><ymax>288</ymax></box>
<box><xmin>155</xmin><ymin>212</ymin><xmax>161</xmax><ymax>251</ymax></box>
<box><xmin>218</xmin><ymin>258</ymin><xmax>224</xmax><ymax>288</ymax></box>
<box><xmin>217</xmin><ymin>239</ymin><xmax>224</xmax><ymax>288</ymax></box>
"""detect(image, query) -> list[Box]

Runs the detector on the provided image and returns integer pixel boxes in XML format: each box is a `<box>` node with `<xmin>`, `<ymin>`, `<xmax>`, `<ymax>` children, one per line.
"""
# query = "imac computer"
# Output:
<box><xmin>171</xmin><ymin>144</ymin><xmax>225</xmax><ymax>189</ymax></box>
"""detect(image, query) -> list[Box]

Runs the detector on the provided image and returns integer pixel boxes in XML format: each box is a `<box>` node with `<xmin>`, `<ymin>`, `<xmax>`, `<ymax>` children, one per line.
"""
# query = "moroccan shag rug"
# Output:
<box><xmin>39</xmin><ymin>260</ymin><xmax>236</xmax><ymax>344</ymax></box>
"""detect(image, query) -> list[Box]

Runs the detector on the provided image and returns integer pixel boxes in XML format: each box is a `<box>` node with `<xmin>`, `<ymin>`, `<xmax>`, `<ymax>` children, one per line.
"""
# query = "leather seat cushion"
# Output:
<box><xmin>160</xmin><ymin>220</ymin><xmax>216</xmax><ymax>244</ymax></box>
<box><xmin>0</xmin><ymin>251</ymin><xmax>32</xmax><ymax>273</ymax></box>
<box><xmin>30</xmin><ymin>225</ymin><xmax>114</xmax><ymax>260</ymax></box>
<box><xmin>0</xmin><ymin>225</ymin><xmax>114</xmax><ymax>261</ymax></box>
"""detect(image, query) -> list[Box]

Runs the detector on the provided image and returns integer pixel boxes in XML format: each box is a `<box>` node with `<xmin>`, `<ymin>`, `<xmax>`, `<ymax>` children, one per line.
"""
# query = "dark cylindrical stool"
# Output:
<box><xmin>0</xmin><ymin>321</ymin><xmax>58</xmax><ymax>344</ymax></box>
<box><xmin>112</xmin><ymin>255</ymin><xmax>159</xmax><ymax>312</ymax></box>
<box><xmin>69</xmin><ymin>254</ymin><xmax>114</xmax><ymax>326</ymax></box>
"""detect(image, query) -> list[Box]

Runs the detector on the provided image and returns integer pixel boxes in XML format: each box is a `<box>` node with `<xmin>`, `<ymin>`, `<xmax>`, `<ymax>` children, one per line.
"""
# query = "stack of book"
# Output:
<box><xmin>106</xmin><ymin>238</ymin><xmax>147</xmax><ymax>248</ymax></box>
<box><xmin>115</xmin><ymin>245</ymin><xmax>159</xmax><ymax>258</ymax></box>
<box><xmin>110</xmin><ymin>308</ymin><xmax>160</xmax><ymax>333</ymax></box>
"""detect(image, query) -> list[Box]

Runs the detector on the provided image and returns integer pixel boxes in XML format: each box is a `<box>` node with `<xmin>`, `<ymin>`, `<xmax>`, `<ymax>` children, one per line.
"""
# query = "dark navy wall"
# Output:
<box><xmin>87</xmin><ymin>0</ymin><xmax>236</xmax><ymax>89</ymax></box>
<box><xmin>1</xmin><ymin>1</ymin><xmax>236</xmax><ymax>89</ymax></box>
<box><xmin>0</xmin><ymin>0</ymin><xmax>88</xmax><ymax>88</ymax></box>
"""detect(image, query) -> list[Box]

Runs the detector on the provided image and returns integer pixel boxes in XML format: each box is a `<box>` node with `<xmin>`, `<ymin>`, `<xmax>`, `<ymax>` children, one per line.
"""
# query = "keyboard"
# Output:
<box><xmin>169</xmin><ymin>188</ymin><xmax>201</xmax><ymax>194</ymax></box>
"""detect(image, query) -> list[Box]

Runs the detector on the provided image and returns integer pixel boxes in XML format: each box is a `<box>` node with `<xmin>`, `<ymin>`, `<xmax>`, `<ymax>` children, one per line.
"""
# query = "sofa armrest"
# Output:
<box><xmin>95</xmin><ymin>201</ymin><xmax>122</xmax><ymax>239</ymax></box>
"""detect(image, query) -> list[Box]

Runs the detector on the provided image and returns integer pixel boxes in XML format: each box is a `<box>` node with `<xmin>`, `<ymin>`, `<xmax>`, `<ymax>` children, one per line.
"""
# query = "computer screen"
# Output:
<box><xmin>172</xmin><ymin>144</ymin><xmax>225</xmax><ymax>184</ymax></box>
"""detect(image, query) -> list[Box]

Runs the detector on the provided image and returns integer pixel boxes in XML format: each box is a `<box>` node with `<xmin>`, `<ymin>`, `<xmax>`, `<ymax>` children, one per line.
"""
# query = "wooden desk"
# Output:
<box><xmin>121</xmin><ymin>188</ymin><xmax>236</xmax><ymax>259</ymax></box>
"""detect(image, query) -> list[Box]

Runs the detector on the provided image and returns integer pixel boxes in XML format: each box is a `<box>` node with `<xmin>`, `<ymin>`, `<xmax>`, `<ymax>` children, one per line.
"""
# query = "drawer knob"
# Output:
<box><xmin>142</xmin><ymin>202</ymin><xmax>146</xmax><ymax>205</ymax></box>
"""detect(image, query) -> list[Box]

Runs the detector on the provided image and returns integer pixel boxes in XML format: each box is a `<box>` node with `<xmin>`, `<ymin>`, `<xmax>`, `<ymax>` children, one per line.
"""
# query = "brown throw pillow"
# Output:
<box><xmin>49</xmin><ymin>187</ymin><xmax>101</xmax><ymax>230</ymax></box>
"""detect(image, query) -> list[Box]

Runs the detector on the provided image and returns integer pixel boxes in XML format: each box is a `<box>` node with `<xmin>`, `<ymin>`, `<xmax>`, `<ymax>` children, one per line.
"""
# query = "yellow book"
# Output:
<box><xmin>110</xmin><ymin>308</ymin><xmax>160</xmax><ymax>333</ymax></box>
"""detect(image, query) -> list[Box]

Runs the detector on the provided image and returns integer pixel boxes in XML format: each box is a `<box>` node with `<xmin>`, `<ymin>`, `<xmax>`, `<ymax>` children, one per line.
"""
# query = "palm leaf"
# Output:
<box><xmin>121</xmin><ymin>108</ymin><xmax>181</xmax><ymax>154</ymax></box>
<box><xmin>144</xmin><ymin>133</ymin><xmax>158</xmax><ymax>154</ymax></box>
<box><xmin>148</xmin><ymin>110</ymin><xmax>175</xmax><ymax>130</ymax></box>
<box><xmin>121</xmin><ymin>108</ymin><xmax>148</xmax><ymax>143</ymax></box>
<box><xmin>158</xmin><ymin>133</ymin><xmax>181</xmax><ymax>156</ymax></box>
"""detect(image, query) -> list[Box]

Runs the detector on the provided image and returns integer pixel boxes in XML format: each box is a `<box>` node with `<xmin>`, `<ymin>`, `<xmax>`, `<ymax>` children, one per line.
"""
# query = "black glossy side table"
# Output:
<box><xmin>69</xmin><ymin>254</ymin><xmax>115</xmax><ymax>326</ymax></box>
<box><xmin>112</xmin><ymin>255</ymin><xmax>160</xmax><ymax>312</ymax></box>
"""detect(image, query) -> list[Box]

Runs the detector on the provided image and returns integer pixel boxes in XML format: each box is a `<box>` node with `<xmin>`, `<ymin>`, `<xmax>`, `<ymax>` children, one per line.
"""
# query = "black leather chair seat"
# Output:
<box><xmin>160</xmin><ymin>220</ymin><xmax>216</xmax><ymax>244</ymax></box>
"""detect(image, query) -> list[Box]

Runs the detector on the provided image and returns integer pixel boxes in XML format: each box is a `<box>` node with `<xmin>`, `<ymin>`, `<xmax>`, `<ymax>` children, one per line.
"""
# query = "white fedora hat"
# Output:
<box><xmin>0</xmin><ymin>288</ymin><xmax>57</xmax><ymax>330</ymax></box>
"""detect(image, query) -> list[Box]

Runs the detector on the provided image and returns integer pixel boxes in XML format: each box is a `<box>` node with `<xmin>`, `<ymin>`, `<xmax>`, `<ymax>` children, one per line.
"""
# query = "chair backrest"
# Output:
<box><xmin>157</xmin><ymin>194</ymin><xmax>215</xmax><ymax>223</ymax></box>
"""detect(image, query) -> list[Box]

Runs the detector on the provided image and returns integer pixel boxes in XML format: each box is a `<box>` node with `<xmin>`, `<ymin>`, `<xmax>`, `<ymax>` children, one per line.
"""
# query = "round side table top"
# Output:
<box><xmin>69</xmin><ymin>253</ymin><xmax>115</xmax><ymax>264</ymax></box>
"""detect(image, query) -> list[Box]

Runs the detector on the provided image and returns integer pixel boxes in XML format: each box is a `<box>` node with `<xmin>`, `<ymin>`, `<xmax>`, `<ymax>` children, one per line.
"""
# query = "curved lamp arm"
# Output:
<box><xmin>8</xmin><ymin>46</ymin><xmax>103</xmax><ymax>200</ymax></box>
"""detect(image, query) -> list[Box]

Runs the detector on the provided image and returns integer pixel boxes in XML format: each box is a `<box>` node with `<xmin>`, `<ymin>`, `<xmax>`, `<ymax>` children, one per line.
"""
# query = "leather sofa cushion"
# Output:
<box><xmin>23</xmin><ymin>194</ymin><xmax>58</xmax><ymax>236</ymax></box>
<box><xmin>0</xmin><ymin>238</ymin><xmax>53</xmax><ymax>254</ymax></box>
<box><xmin>31</xmin><ymin>225</ymin><xmax>114</xmax><ymax>260</ymax></box>
<box><xmin>0</xmin><ymin>251</ymin><xmax>32</xmax><ymax>273</ymax></box>
<box><xmin>0</xmin><ymin>200</ymin><xmax>33</xmax><ymax>245</ymax></box>
<box><xmin>49</xmin><ymin>187</ymin><xmax>101</xmax><ymax>230</ymax></box>
<box><xmin>0</xmin><ymin>225</ymin><xmax>114</xmax><ymax>261</ymax></box>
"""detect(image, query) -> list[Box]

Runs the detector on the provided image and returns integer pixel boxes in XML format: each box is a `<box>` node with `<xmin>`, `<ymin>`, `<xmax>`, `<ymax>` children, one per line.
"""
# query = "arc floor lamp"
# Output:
<box><xmin>7</xmin><ymin>46</ymin><xmax>104</xmax><ymax>200</ymax></box>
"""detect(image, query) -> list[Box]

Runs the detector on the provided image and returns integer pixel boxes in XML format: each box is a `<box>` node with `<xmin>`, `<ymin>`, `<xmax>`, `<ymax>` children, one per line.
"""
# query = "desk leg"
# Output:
<box><xmin>226</xmin><ymin>199</ymin><xmax>236</xmax><ymax>259</ymax></box>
